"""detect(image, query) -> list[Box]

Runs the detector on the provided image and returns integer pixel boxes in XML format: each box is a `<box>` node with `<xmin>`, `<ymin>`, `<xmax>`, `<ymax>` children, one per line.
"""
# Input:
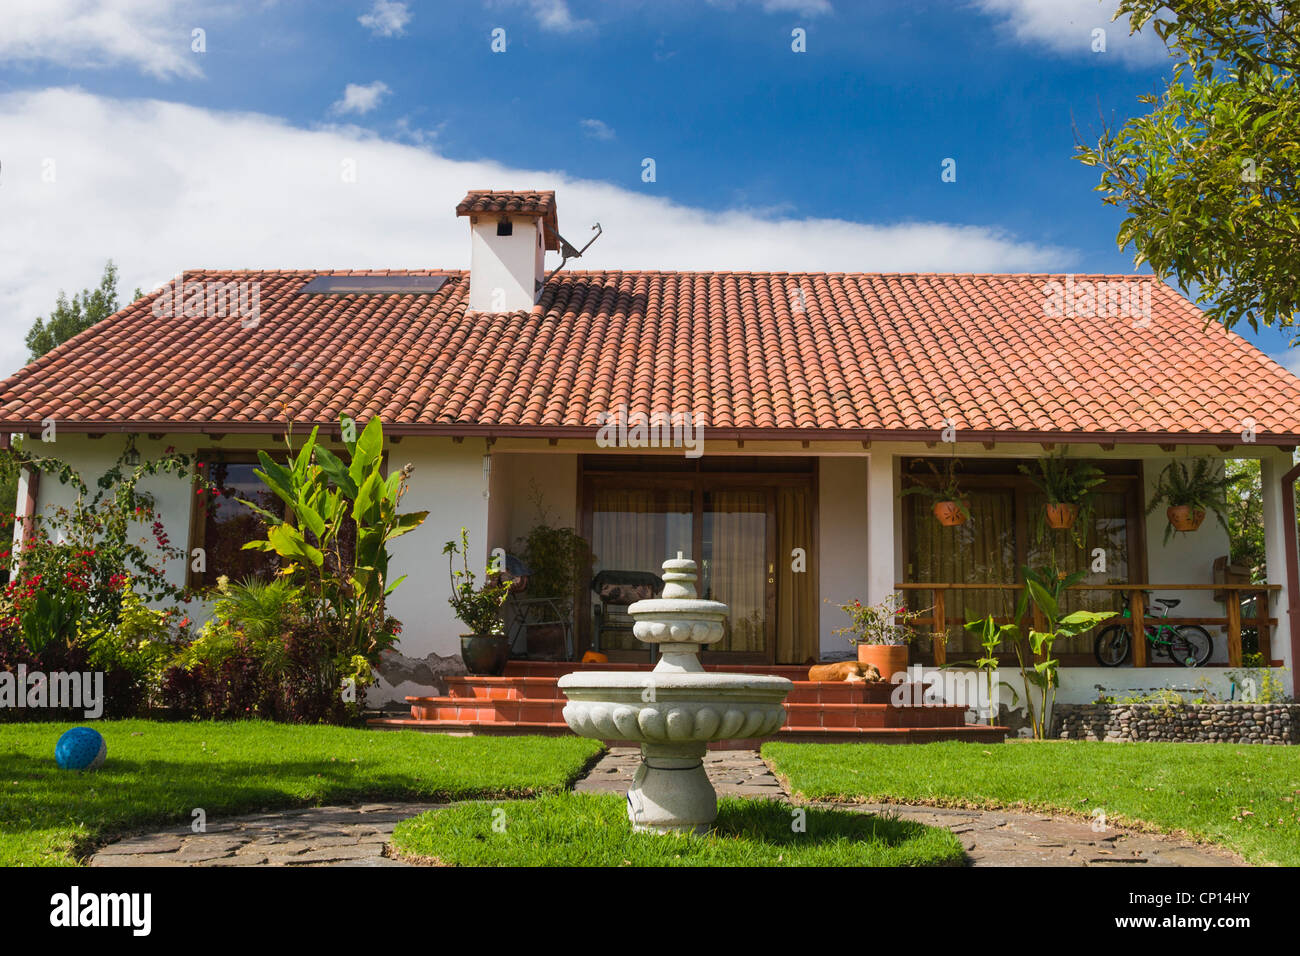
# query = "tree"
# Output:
<box><xmin>1076</xmin><ymin>2</ymin><xmax>1300</xmax><ymax>338</ymax></box>
<box><xmin>25</xmin><ymin>261</ymin><xmax>143</xmax><ymax>361</ymax></box>
<box><xmin>1225</xmin><ymin>459</ymin><xmax>1266</xmax><ymax>580</ymax></box>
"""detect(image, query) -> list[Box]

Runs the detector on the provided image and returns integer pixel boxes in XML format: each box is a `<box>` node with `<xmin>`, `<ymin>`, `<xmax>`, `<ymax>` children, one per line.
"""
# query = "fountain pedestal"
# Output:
<box><xmin>558</xmin><ymin>557</ymin><xmax>792</xmax><ymax>834</ymax></box>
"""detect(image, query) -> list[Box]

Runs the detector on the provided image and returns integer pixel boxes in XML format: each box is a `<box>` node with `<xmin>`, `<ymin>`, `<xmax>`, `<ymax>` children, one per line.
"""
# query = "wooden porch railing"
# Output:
<box><xmin>894</xmin><ymin>583</ymin><xmax>1281</xmax><ymax>668</ymax></box>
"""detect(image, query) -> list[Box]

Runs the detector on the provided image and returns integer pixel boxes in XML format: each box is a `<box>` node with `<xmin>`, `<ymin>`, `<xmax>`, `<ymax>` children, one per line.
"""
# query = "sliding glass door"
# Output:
<box><xmin>581</xmin><ymin>459</ymin><xmax>817</xmax><ymax>665</ymax></box>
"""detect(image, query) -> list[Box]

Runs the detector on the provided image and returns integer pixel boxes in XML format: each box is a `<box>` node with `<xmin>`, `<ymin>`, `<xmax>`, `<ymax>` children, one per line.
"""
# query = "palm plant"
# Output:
<box><xmin>1146</xmin><ymin>457</ymin><xmax>1245</xmax><ymax>544</ymax></box>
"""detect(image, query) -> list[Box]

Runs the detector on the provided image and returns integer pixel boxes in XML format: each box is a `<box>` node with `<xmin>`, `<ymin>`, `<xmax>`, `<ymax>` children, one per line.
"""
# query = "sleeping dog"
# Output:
<box><xmin>807</xmin><ymin>661</ymin><xmax>882</xmax><ymax>682</ymax></box>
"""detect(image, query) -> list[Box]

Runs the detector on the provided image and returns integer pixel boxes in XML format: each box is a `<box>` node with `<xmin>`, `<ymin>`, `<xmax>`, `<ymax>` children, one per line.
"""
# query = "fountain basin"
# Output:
<box><xmin>558</xmin><ymin>672</ymin><xmax>789</xmax><ymax>742</ymax></box>
<box><xmin>559</xmin><ymin>556</ymin><xmax>793</xmax><ymax>834</ymax></box>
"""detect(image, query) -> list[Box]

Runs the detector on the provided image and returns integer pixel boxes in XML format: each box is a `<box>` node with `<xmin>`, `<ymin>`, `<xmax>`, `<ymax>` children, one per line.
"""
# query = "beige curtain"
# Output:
<box><xmin>1027</xmin><ymin>490</ymin><xmax>1129</xmax><ymax>653</ymax></box>
<box><xmin>911</xmin><ymin>489</ymin><xmax>1017</xmax><ymax>655</ymax></box>
<box><xmin>591</xmin><ymin>488</ymin><xmax>691</xmax><ymax>650</ymax></box>
<box><xmin>776</xmin><ymin>486</ymin><xmax>818</xmax><ymax>664</ymax></box>
<box><xmin>705</xmin><ymin>490</ymin><xmax>766</xmax><ymax>653</ymax></box>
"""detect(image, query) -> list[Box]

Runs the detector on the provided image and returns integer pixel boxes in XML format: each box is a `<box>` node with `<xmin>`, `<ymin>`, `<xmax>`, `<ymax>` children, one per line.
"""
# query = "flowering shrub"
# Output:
<box><xmin>831</xmin><ymin>593</ymin><xmax>930</xmax><ymax>647</ymax></box>
<box><xmin>0</xmin><ymin>446</ymin><xmax>202</xmax><ymax>651</ymax></box>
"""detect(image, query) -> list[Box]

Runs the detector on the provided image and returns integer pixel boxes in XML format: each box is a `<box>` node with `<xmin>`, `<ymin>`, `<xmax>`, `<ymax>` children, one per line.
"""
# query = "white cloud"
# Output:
<box><xmin>579</xmin><ymin>118</ymin><xmax>615</xmax><ymax>141</ymax></box>
<box><xmin>491</xmin><ymin>0</ymin><xmax>592</xmax><ymax>34</ymax></box>
<box><xmin>706</xmin><ymin>0</ymin><xmax>833</xmax><ymax>16</ymax></box>
<box><xmin>0</xmin><ymin>88</ymin><xmax>1070</xmax><ymax>377</ymax></box>
<box><xmin>330</xmin><ymin>81</ymin><xmax>391</xmax><ymax>116</ymax></box>
<box><xmin>0</xmin><ymin>0</ymin><xmax>205</xmax><ymax>78</ymax></box>
<box><xmin>974</xmin><ymin>0</ymin><xmax>1171</xmax><ymax>65</ymax></box>
<box><xmin>358</xmin><ymin>0</ymin><xmax>411</xmax><ymax>37</ymax></box>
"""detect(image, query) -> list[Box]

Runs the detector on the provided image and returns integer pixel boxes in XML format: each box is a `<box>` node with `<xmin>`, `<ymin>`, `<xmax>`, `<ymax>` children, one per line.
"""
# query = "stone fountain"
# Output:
<box><xmin>558</xmin><ymin>556</ymin><xmax>792</xmax><ymax>834</ymax></box>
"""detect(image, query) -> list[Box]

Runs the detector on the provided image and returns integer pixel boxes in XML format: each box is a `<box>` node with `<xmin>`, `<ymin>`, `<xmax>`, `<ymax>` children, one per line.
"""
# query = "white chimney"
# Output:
<box><xmin>456</xmin><ymin>190</ymin><xmax>558</xmax><ymax>311</ymax></box>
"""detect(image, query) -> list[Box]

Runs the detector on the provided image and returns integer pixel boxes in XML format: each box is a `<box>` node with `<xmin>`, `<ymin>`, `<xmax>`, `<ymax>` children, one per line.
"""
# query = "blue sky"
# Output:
<box><xmin>0</xmin><ymin>0</ymin><xmax>1293</xmax><ymax>373</ymax></box>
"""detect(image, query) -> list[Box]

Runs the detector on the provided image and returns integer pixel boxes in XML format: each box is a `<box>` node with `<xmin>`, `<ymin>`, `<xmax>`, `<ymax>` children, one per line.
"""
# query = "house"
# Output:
<box><xmin>2</xmin><ymin>189</ymin><xmax>1298</xmax><ymax>729</ymax></box>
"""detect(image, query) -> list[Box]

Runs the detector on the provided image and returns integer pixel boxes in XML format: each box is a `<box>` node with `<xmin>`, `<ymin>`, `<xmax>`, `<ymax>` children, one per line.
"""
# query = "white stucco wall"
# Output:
<box><xmin>818</xmin><ymin>456</ymin><xmax>872</xmax><ymax>657</ymax></box>
<box><xmin>467</xmin><ymin>216</ymin><xmax>543</xmax><ymax>311</ymax></box>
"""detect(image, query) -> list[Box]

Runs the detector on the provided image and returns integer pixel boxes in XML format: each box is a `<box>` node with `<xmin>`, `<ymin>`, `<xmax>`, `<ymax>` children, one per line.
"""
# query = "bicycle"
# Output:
<box><xmin>1093</xmin><ymin>594</ymin><xmax>1213</xmax><ymax>667</ymax></box>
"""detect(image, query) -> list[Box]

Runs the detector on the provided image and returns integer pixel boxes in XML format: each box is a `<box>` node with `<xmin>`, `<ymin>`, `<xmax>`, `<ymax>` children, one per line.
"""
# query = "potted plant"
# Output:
<box><xmin>1019</xmin><ymin>449</ymin><xmax>1105</xmax><ymax>543</ymax></box>
<box><xmin>899</xmin><ymin>458</ymin><xmax>970</xmax><ymax>526</ymax></box>
<box><xmin>444</xmin><ymin>527</ymin><xmax>513</xmax><ymax>675</ymax></box>
<box><xmin>513</xmin><ymin>490</ymin><xmax>595</xmax><ymax>660</ymax></box>
<box><xmin>830</xmin><ymin>593</ymin><xmax>929</xmax><ymax>679</ymax></box>
<box><xmin>1146</xmin><ymin>457</ymin><xmax>1244</xmax><ymax>544</ymax></box>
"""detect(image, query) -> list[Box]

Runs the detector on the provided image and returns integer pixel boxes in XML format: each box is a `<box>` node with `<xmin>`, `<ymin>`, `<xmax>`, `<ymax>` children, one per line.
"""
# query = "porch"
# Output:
<box><xmin>478</xmin><ymin>440</ymin><xmax>1296</xmax><ymax>685</ymax></box>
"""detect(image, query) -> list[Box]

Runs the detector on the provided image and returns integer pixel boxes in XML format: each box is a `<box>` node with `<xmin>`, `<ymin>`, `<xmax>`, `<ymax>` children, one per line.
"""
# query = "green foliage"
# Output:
<box><xmin>241</xmin><ymin>415</ymin><xmax>428</xmax><ymax>664</ymax></box>
<box><xmin>1011</xmin><ymin>565</ymin><xmax>1114</xmax><ymax>738</ymax></box>
<box><xmin>1227</xmin><ymin>652</ymin><xmax>1293</xmax><ymax>704</ymax></box>
<box><xmin>1224</xmin><ymin>459</ymin><xmax>1266</xmax><ymax>579</ymax></box>
<box><xmin>1076</xmin><ymin>1</ymin><xmax>1300</xmax><ymax>337</ymax></box>
<box><xmin>514</xmin><ymin>483</ymin><xmax>594</xmax><ymax>619</ymax></box>
<box><xmin>444</xmin><ymin>527</ymin><xmax>511</xmax><ymax>635</ymax></box>
<box><xmin>25</xmin><ymin>261</ymin><xmax>141</xmax><ymax>361</ymax></box>
<box><xmin>958</xmin><ymin>613</ymin><xmax>1020</xmax><ymax>726</ymax></box>
<box><xmin>830</xmin><ymin>593</ymin><xmax>929</xmax><ymax>647</ymax></box>
<box><xmin>174</xmin><ymin>576</ymin><xmax>302</xmax><ymax>678</ymax></box>
<box><xmin>897</xmin><ymin>457</ymin><xmax>969</xmax><ymax>519</ymax></box>
<box><xmin>77</xmin><ymin>576</ymin><xmax>175</xmax><ymax>694</ymax></box>
<box><xmin>1145</xmin><ymin>457</ymin><xmax>1246</xmax><ymax>544</ymax></box>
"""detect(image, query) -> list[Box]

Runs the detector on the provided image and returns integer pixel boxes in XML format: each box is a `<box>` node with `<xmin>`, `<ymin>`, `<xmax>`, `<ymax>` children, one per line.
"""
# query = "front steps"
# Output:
<box><xmin>368</xmin><ymin>661</ymin><xmax>1008</xmax><ymax>745</ymax></box>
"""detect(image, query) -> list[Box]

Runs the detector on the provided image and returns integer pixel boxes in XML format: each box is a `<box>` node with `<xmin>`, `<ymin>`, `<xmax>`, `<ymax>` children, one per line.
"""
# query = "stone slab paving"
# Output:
<box><xmin>91</xmin><ymin>748</ymin><xmax>1243</xmax><ymax>867</ymax></box>
<box><xmin>90</xmin><ymin>803</ymin><xmax>442</xmax><ymax>867</ymax></box>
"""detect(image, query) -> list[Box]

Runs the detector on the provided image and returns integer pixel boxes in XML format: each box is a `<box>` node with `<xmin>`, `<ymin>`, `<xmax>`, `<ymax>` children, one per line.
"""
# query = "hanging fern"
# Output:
<box><xmin>1146</xmin><ymin>457</ymin><xmax>1245</xmax><ymax>544</ymax></box>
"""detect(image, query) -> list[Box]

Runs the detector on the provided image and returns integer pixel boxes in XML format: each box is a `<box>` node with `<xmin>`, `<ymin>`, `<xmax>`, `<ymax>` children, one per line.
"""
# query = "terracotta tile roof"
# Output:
<box><xmin>2</xmin><ymin>269</ymin><xmax>1298</xmax><ymax>444</ymax></box>
<box><xmin>456</xmin><ymin>189</ymin><xmax>555</xmax><ymax>218</ymax></box>
<box><xmin>456</xmin><ymin>190</ymin><xmax>559</xmax><ymax>250</ymax></box>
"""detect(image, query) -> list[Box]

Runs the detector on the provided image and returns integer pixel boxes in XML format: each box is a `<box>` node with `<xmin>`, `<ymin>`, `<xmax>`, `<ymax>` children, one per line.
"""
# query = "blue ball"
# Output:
<box><xmin>55</xmin><ymin>727</ymin><xmax>106</xmax><ymax>771</ymax></box>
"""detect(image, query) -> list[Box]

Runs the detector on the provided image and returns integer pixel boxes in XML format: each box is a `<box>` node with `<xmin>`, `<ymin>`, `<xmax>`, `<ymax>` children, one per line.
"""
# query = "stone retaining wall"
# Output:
<box><xmin>1053</xmin><ymin>702</ymin><xmax>1299</xmax><ymax>744</ymax></box>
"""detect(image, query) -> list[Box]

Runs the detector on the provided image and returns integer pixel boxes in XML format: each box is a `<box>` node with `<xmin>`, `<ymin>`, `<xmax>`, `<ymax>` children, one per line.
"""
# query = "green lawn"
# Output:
<box><xmin>0</xmin><ymin>720</ymin><xmax>603</xmax><ymax>866</ymax></box>
<box><xmin>764</xmin><ymin>740</ymin><xmax>1300</xmax><ymax>866</ymax></box>
<box><xmin>390</xmin><ymin>792</ymin><xmax>964</xmax><ymax>866</ymax></box>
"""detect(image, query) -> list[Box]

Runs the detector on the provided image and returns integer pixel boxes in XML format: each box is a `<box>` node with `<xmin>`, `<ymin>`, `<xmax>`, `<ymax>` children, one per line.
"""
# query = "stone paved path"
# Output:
<box><xmin>90</xmin><ymin>803</ymin><xmax>441</xmax><ymax>867</ymax></box>
<box><xmin>91</xmin><ymin>748</ymin><xmax>1243</xmax><ymax>867</ymax></box>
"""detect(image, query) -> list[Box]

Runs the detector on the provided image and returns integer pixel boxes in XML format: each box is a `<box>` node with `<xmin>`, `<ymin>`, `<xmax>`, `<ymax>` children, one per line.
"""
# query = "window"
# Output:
<box><xmin>903</xmin><ymin>458</ymin><xmax>1143</xmax><ymax>662</ymax></box>
<box><xmin>497</xmin><ymin>219</ymin><xmax>513</xmax><ymax>236</ymax></box>
<box><xmin>188</xmin><ymin>454</ymin><xmax>285</xmax><ymax>589</ymax></box>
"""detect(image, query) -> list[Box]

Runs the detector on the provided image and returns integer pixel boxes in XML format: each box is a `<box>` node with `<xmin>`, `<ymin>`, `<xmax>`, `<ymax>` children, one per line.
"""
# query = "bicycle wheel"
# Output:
<box><xmin>1170</xmin><ymin>625</ymin><xmax>1213</xmax><ymax>667</ymax></box>
<box><xmin>1094</xmin><ymin>625</ymin><xmax>1130</xmax><ymax>666</ymax></box>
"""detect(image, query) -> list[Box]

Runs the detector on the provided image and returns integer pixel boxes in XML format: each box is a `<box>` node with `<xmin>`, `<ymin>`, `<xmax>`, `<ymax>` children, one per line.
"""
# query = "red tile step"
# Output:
<box><xmin>378</xmin><ymin>661</ymin><xmax>1008</xmax><ymax>743</ymax></box>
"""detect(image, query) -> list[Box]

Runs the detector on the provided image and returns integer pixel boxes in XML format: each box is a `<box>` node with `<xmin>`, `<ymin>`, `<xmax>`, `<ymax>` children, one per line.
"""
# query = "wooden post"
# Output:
<box><xmin>1226</xmin><ymin>588</ymin><xmax>1243</xmax><ymax>667</ymax></box>
<box><xmin>1130</xmin><ymin>589</ymin><xmax>1147</xmax><ymax>668</ymax></box>
<box><xmin>932</xmin><ymin>588</ymin><xmax>946</xmax><ymax>667</ymax></box>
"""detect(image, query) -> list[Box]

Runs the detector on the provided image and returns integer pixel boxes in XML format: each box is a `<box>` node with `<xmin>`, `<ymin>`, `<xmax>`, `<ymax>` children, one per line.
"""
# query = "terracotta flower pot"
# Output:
<box><xmin>460</xmin><ymin>634</ymin><xmax>510</xmax><ymax>676</ymax></box>
<box><xmin>932</xmin><ymin>500</ymin><xmax>969</xmax><ymax>527</ymax></box>
<box><xmin>857</xmin><ymin>643</ymin><xmax>909</xmax><ymax>681</ymax></box>
<box><xmin>1044</xmin><ymin>502</ymin><xmax>1079</xmax><ymax>530</ymax></box>
<box><xmin>1167</xmin><ymin>505</ymin><xmax>1206</xmax><ymax>533</ymax></box>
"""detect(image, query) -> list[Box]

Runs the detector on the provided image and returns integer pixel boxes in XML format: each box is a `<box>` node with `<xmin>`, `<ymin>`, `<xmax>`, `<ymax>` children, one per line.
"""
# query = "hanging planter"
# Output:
<box><xmin>1146</xmin><ymin>458</ymin><xmax>1243</xmax><ymax>544</ymax></box>
<box><xmin>1166</xmin><ymin>505</ymin><xmax>1206</xmax><ymax>533</ymax></box>
<box><xmin>1019</xmin><ymin>450</ymin><xmax>1105</xmax><ymax>546</ymax></box>
<box><xmin>900</xmin><ymin>458</ymin><xmax>971</xmax><ymax>527</ymax></box>
<box><xmin>932</xmin><ymin>500</ymin><xmax>970</xmax><ymax>527</ymax></box>
<box><xmin>1044</xmin><ymin>502</ymin><xmax>1080</xmax><ymax>530</ymax></box>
